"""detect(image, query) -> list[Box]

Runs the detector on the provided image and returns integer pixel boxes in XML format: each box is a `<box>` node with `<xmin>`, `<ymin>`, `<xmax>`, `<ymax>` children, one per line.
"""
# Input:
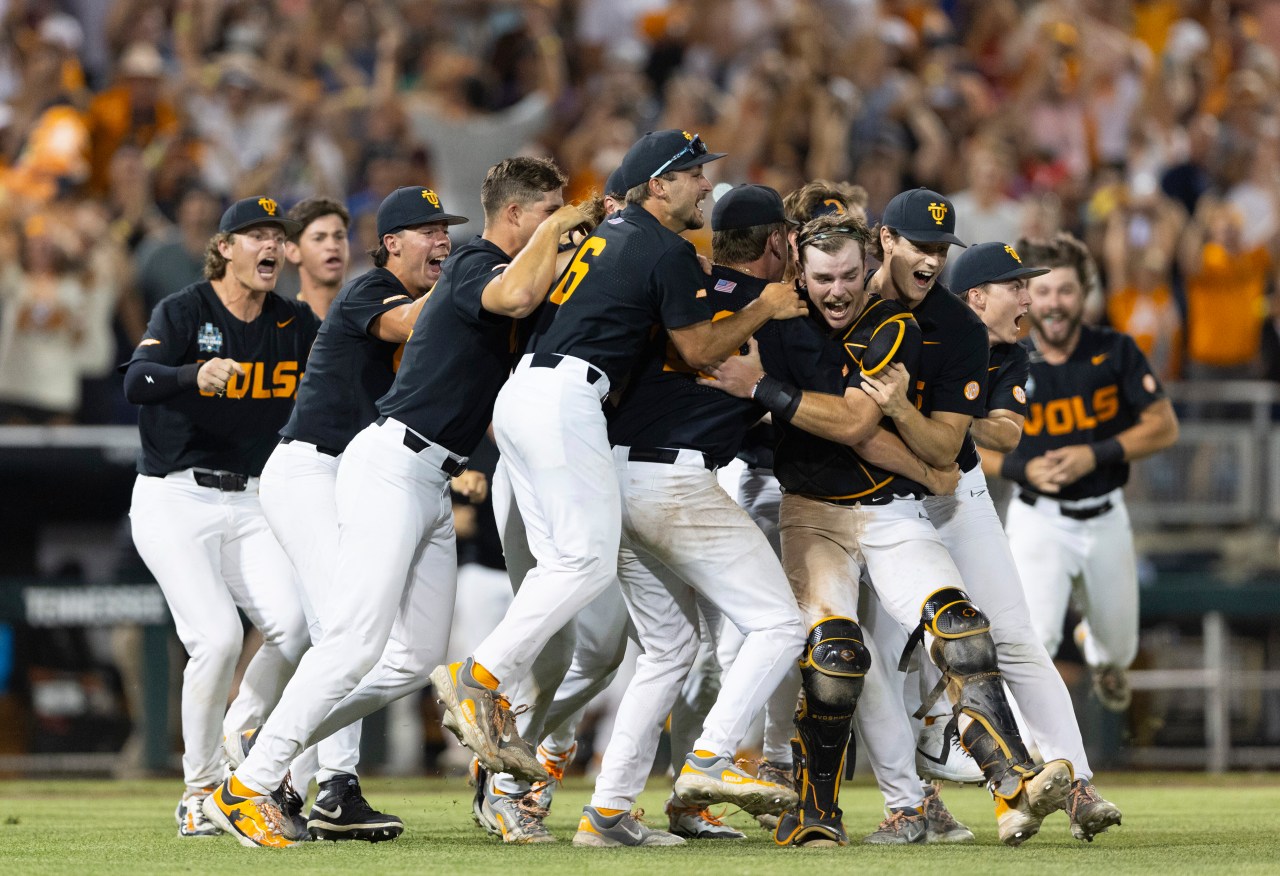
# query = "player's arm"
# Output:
<box><xmin>854</xmin><ymin>428</ymin><xmax>961</xmax><ymax>496</ymax></box>
<box><xmin>670</xmin><ymin>281</ymin><xmax>807</xmax><ymax>372</ymax></box>
<box><xmin>482</xmin><ymin>203</ymin><xmax>598</xmax><ymax>318</ymax></box>
<box><xmin>1040</xmin><ymin>398</ymin><xmax>1180</xmax><ymax>488</ymax></box>
<box><xmin>124</xmin><ymin>357</ymin><xmax>245</xmax><ymax>403</ymax></box>
<box><xmin>971</xmin><ymin>408</ymin><xmax>1025</xmax><ymax>454</ymax></box>
<box><xmin>860</xmin><ymin>362</ymin><xmax>970</xmax><ymax>468</ymax></box>
<box><xmin>368</xmin><ymin>294</ymin><xmax>429</xmax><ymax>343</ymax></box>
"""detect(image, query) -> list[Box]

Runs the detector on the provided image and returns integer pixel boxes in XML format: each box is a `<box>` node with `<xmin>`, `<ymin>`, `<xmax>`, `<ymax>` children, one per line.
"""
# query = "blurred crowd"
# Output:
<box><xmin>2</xmin><ymin>0</ymin><xmax>1280</xmax><ymax>425</ymax></box>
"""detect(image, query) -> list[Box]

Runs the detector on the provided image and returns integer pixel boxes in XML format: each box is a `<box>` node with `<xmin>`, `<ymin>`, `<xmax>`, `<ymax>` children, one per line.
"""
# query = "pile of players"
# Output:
<box><xmin>125</xmin><ymin>127</ymin><xmax>1176</xmax><ymax>850</ymax></box>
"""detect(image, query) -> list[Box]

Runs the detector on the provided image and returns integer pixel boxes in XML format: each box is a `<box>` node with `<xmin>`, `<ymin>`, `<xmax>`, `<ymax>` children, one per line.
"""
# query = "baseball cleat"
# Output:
<box><xmin>673</xmin><ymin>751</ymin><xmax>798</xmax><ymax>816</ymax></box>
<box><xmin>223</xmin><ymin>727</ymin><xmax>259</xmax><ymax>769</ymax></box>
<box><xmin>528</xmin><ymin>742</ymin><xmax>575</xmax><ymax>812</ymax></box>
<box><xmin>753</xmin><ymin>760</ymin><xmax>793</xmax><ymax>830</ymax></box>
<box><xmin>201</xmin><ymin>776</ymin><xmax>297</xmax><ymax>848</ymax></box>
<box><xmin>863</xmin><ymin>807</ymin><xmax>927</xmax><ymax>845</ymax></box>
<box><xmin>916</xmin><ymin>719</ymin><xmax>985</xmax><ymax>784</ymax></box>
<box><xmin>274</xmin><ymin>773</ymin><xmax>312</xmax><ymax>842</ymax></box>
<box><xmin>922</xmin><ymin>784</ymin><xmax>974</xmax><ymax>843</ymax></box>
<box><xmin>175</xmin><ymin>786</ymin><xmax>222</xmax><ymax>837</ymax></box>
<box><xmin>471</xmin><ymin>769</ymin><xmax>554</xmax><ymax>844</ymax></box>
<box><xmin>430</xmin><ymin>660</ymin><xmax>547</xmax><ymax>784</ymax></box>
<box><xmin>1090</xmin><ymin>664</ymin><xmax>1133</xmax><ymax>712</ymax></box>
<box><xmin>664</xmin><ymin>796</ymin><xmax>745</xmax><ymax>840</ymax></box>
<box><xmin>307</xmin><ymin>773</ymin><xmax>403</xmax><ymax>842</ymax></box>
<box><xmin>572</xmin><ymin>806</ymin><xmax>685</xmax><ymax>847</ymax></box>
<box><xmin>774</xmin><ymin>805</ymin><xmax>848</xmax><ymax>847</ymax></box>
<box><xmin>1065</xmin><ymin>778</ymin><xmax>1122</xmax><ymax>841</ymax></box>
<box><xmin>994</xmin><ymin>759</ymin><xmax>1075</xmax><ymax>846</ymax></box>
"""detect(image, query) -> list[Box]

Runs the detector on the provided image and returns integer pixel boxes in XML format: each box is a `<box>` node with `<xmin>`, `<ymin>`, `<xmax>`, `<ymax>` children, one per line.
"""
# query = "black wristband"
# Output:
<box><xmin>177</xmin><ymin>363</ymin><xmax>200</xmax><ymax>389</ymax></box>
<box><xmin>1090</xmin><ymin>437</ymin><xmax>1124</xmax><ymax>466</ymax></box>
<box><xmin>752</xmin><ymin>374</ymin><xmax>802</xmax><ymax>422</ymax></box>
<box><xmin>1000</xmin><ymin>455</ymin><xmax>1028</xmax><ymax>483</ymax></box>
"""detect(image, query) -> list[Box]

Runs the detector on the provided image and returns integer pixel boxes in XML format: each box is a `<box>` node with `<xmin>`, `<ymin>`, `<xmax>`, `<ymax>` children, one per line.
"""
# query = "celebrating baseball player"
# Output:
<box><xmin>430</xmin><ymin>131</ymin><xmax>807</xmax><ymax>806</ymax></box>
<box><xmin>122</xmin><ymin>196</ymin><xmax>317</xmax><ymax>839</ymax></box>
<box><xmin>998</xmin><ymin>233</ymin><xmax>1179</xmax><ymax>711</ymax></box>
<box><xmin>205</xmin><ymin>160</ymin><xmax>594</xmax><ymax>848</ymax></box>
<box><xmin>283</xmin><ymin>196</ymin><xmax>351</xmax><ymax>320</ymax></box>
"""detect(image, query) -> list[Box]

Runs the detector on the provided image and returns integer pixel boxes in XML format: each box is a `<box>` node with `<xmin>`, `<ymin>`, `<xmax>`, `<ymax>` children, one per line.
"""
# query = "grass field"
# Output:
<box><xmin>3</xmin><ymin>772</ymin><xmax>1279</xmax><ymax>874</ymax></box>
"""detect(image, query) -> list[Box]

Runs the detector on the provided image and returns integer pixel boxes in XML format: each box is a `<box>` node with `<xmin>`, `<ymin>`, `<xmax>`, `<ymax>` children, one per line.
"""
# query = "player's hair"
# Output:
<box><xmin>287</xmin><ymin>197</ymin><xmax>350</xmax><ymax>242</ymax></box>
<box><xmin>203</xmin><ymin>231</ymin><xmax>234</xmax><ymax>280</ymax></box>
<box><xmin>624</xmin><ymin>171</ymin><xmax>677</xmax><ymax>207</ymax></box>
<box><xmin>1015</xmin><ymin>232</ymin><xmax>1099</xmax><ymax>294</ymax></box>
<box><xmin>712</xmin><ymin>222</ymin><xmax>787</xmax><ymax>266</ymax></box>
<box><xmin>481</xmin><ymin>156</ymin><xmax>568</xmax><ymax>222</ymax></box>
<box><xmin>783</xmin><ymin>180</ymin><xmax>852</xmax><ymax>224</ymax></box>
<box><xmin>795</xmin><ymin>213</ymin><xmax>873</xmax><ymax>269</ymax></box>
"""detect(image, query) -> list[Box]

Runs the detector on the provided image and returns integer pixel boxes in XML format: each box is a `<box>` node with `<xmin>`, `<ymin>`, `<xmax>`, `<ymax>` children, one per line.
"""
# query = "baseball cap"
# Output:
<box><xmin>712</xmin><ymin>184</ymin><xmax>797</xmax><ymax>232</ymax></box>
<box><xmin>881</xmin><ymin>187</ymin><xmax>966</xmax><ymax>246</ymax></box>
<box><xmin>949</xmin><ymin>241</ymin><xmax>1049</xmax><ymax>295</ymax></box>
<box><xmin>376</xmin><ymin>186</ymin><xmax>468</xmax><ymax>238</ymax></box>
<box><xmin>616</xmin><ymin>130</ymin><xmax>727</xmax><ymax>192</ymax></box>
<box><xmin>603</xmin><ymin>166</ymin><xmax>626</xmax><ymax>200</ymax></box>
<box><xmin>219</xmin><ymin>196</ymin><xmax>302</xmax><ymax>235</ymax></box>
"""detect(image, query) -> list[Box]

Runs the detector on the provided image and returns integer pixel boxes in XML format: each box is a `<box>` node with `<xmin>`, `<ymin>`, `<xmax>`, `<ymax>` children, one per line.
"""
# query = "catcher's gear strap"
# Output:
<box><xmin>861</xmin><ymin>312</ymin><xmax>914</xmax><ymax>376</ymax></box>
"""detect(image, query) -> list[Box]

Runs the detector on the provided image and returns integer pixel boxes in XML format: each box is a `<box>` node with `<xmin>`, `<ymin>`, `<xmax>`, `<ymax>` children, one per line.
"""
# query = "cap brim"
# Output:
<box><xmin>991</xmin><ymin>265</ymin><xmax>1050</xmax><ymax>283</ymax></box>
<box><xmin>390</xmin><ymin>214</ymin><xmax>471</xmax><ymax>234</ymax></box>
<box><xmin>668</xmin><ymin>151</ymin><xmax>728</xmax><ymax>173</ymax></box>
<box><xmin>228</xmin><ymin>217</ymin><xmax>303</xmax><ymax>236</ymax></box>
<box><xmin>902</xmin><ymin>230</ymin><xmax>967</xmax><ymax>247</ymax></box>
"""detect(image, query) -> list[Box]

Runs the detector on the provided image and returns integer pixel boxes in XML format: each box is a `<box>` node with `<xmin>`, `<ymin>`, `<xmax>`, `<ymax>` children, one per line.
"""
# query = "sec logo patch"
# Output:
<box><xmin>1013</xmin><ymin>385</ymin><xmax>1026</xmax><ymax>404</ymax></box>
<box><xmin>964</xmin><ymin>380</ymin><xmax>980</xmax><ymax>400</ymax></box>
<box><xmin>1143</xmin><ymin>373</ymin><xmax>1158</xmax><ymax>393</ymax></box>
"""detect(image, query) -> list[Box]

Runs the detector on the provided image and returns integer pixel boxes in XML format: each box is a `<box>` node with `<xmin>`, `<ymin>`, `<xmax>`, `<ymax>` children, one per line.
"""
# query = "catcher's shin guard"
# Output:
<box><xmin>775</xmin><ymin>617</ymin><xmax>869</xmax><ymax>847</ymax></box>
<box><xmin>919</xmin><ymin>588</ymin><xmax>1035</xmax><ymax>798</ymax></box>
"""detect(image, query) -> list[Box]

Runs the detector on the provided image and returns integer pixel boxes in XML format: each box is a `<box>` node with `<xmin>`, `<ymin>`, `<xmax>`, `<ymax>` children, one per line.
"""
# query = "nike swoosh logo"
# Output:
<box><xmin>277</xmin><ymin>317</ymin><xmax>295</xmax><ymax>328</ymax></box>
<box><xmin>312</xmin><ymin>803</ymin><xmax>341</xmax><ymax>819</ymax></box>
<box><xmin>1091</xmin><ymin>353</ymin><xmax>1107</xmax><ymax>365</ymax></box>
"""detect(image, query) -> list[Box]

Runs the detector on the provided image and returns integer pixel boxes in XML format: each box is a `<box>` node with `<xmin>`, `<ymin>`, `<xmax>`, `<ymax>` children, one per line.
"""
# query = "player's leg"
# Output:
<box><xmin>1076</xmin><ymin>496</ymin><xmax>1140</xmax><ymax>702</ymax></box>
<box><xmin>1005</xmin><ymin>495</ymin><xmax>1078</xmax><ymax>656</ymax></box>
<box><xmin>130</xmin><ymin>474</ymin><xmax>242</xmax><ymax>836</ymax></box>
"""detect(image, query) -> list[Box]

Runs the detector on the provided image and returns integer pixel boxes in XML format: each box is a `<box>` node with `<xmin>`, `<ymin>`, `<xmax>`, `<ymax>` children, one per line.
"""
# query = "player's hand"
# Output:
<box><xmin>923</xmin><ymin>461</ymin><xmax>961</xmax><ymax>497</ymax></box>
<box><xmin>760</xmin><ymin>281</ymin><xmax>808</xmax><ymax>320</ymax></box>
<box><xmin>451</xmin><ymin>470</ymin><xmax>488</xmax><ymax>504</ymax></box>
<box><xmin>197</xmin><ymin>358</ymin><xmax>245</xmax><ymax>396</ymax></box>
<box><xmin>556</xmin><ymin>200</ymin><xmax>603</xmax><ymax>243</ymax></box>
<box><xmin>1024</xmin><ymin>455</ymin><xmax>1061</xmax><ymax>494</ymax></box>
<box><xmin>860</xmin><ymin>362</ymin><xmax>911</xmax><ymax>418</ymax></box>
<box><xmin>1041</xmin><ymin>444</ymin><xmax>1096</xmax><ymax>488</ymax></box>
<box><xmin>697</xmin><ymin>339</ymin><xmax>766</xmax><ymax>398</ymax></box>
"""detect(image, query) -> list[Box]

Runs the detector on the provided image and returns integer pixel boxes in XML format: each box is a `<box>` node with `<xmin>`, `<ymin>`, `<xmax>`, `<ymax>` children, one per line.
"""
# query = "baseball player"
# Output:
<box><xmin>707</xmin><ymin>209</ymin><xmax>1073</xmax><ymax>848</ymax></box>
<box><xmin>430</xmin><ymin>131</ymin><xmax>808</xmax><ymax>811</ymax></box>
<box><xmin>999</xmin><ymin>233</ymin><xmax>1179</xmax><ymax>713</ymax></box>
<box><xmin>283</xmin><ymin>196</ymin><xmax>350</xmax><ymax>319</ymax></box>
<box><xmin>251</xmin><ymin>188</ymin><xmax>462</xmax><ymax>841</ymax></box>
<box><xmin>122</xmin><ymin>196</ymin><xmax>316</xmax><ymax>838</ymax></box>
<box><xmin>205</xmin><ymin>159</ymin><xmax>594</xmax><ymax>848</ymax></box>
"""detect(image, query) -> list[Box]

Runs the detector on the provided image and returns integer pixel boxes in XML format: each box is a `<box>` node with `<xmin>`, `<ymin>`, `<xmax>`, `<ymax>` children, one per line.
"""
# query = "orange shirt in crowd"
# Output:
<box><xmin>1107</xmin><ymin>283</ymin><xmax>1184</xmax><ymax>381</ymax></box>
<box><xmin>84</xmin><ymin>85</ymin><xmax>179</xmax><ymax>195</ymax></box>
<box><xmin>1184</xmin><ymin>242</ymin><xmax>1271</xmax><ymax>368</ymax></box>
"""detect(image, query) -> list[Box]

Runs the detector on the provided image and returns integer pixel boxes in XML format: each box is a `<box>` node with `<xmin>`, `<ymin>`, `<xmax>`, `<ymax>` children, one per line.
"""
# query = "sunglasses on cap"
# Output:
<box><xmin>651</xmin><ymin>134</ymin><xmax>708</xmax><ymax>179</ymax></box>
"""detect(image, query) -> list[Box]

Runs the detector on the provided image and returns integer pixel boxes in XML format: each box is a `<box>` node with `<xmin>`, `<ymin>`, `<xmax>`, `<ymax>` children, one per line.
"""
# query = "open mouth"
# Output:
<box><xmin>824</xmin><ymin>300</ymin><xmax>851</xmax><ymax>321</ymax></box>
<box><xmin>256</xmin><ymin>257</ymin><xmax>277</xmax><ymax>278</ymax></box>
<box><xmin>912</xmin><ymin>269</ymin><xmax>934</xmax><ymax>288</ymax></box>
<box><xmin>323</xmin><ymin>256</ymin><xmax>344</xmax><ymax>271</ymax></box>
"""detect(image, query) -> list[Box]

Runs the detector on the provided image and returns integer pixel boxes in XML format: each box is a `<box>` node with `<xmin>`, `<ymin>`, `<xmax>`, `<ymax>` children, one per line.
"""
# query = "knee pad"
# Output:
<box><xmin>799</xmin><ymin>617</ymin><xmax>871</xmax><ymax>714</ymax></box>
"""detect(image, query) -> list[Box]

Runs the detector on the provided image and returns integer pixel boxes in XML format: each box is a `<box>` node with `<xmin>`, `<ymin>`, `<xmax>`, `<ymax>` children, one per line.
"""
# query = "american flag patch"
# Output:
<box><xmin>714</xmin><ymin>279</ymin><xmax>737</xmax><ymax>293</ymax></box>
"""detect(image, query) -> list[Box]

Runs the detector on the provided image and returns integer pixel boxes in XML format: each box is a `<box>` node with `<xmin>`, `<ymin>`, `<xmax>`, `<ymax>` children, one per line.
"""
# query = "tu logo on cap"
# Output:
<box><xmin>258</xmin><ymin>197</ymin><xmax>278</xmax><ymax>216</ymax></box>
<box><xmin>928</xmin><ymin>202</ymin><xmax>948</xmax><ymax>225</ymax></box>
<box><xmin>1005</xmin><ymin>245</ymin><xmax>1022</xmax><ymax>262</ymax></box>
<box><xmin>421</xmin><ymin>189</ymin><xmax>440</xmax><ymax>207</ymax></box>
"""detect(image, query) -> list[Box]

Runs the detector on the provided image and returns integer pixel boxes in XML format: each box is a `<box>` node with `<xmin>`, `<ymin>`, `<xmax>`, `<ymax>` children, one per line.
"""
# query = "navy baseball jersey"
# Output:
<box><xmin>126</xmin><ymin>282</ymin><xmax>319</xmax><ymax>476</ymax></box>
<box><xmin>1005</xmin><ymin>325</ymin><xmax>1165</xmax><ymax>500</ymax></box>
<box><xmin>907</xmin><ymin>282</ymin><xmax>990</xmax><ymax>472</ymax></box>
<box><xmin>985</xmin><ymin>341</ymin><xmax>1030</xmax><ymax>419</ymax></box>
<box><xmin>528</xmin><ymin>204</ymin><xmax>713</xmax><ymax>386</ymax></box>
<box><xmin>281</xmin><ymin>267</ymin><xmax>416</xmax><ymax>452</ymax></box>
<box><xmin>762</xmin><ymin>296</ymin><xmax>924</xmax><ymax>502</ymax></box>
<box><xmin>607</xmin><ymin>266</ymin><xmax>765</xmax><ymax>467</ymax></box>
<box><xmin>377</xmin><ymin>236</ymin><xmax>520</xmax><ymax>456</ymax></box>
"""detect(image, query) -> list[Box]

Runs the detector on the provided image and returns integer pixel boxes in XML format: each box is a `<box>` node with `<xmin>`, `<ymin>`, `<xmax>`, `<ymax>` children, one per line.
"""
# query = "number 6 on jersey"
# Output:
<box><xmin>549</xmin><ymin>236</ymin><xmax>606</xmax><ymax>305</ymax></box>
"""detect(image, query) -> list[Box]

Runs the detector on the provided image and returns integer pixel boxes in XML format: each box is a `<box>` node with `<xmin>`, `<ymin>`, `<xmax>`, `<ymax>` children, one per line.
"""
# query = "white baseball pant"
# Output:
<box><xmin>590</xmin><ymin>448</ymin><xmax>805</xmax><ymax>810</ymax></box>
<box><xmin>236</xmin><ymin>418</ymin><xmax>458</xmax><ymax>793</ymax></box>
<box><xmin>129</xmin><ymin>471</ymin><xmax>308</xmax><ymax>791</ymax></box>
<box><xmin>1006</xmin><ymin>487</ymin><xmax>1138</xmax><ymax>669</ymax></box>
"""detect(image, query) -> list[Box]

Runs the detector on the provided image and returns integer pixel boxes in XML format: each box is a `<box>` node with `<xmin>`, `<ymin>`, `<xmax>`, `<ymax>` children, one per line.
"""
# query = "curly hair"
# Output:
<box><xmin>1014</xmin><ymin>232</ymin><xmax>1099</xmax><ymax>297</ymax></box>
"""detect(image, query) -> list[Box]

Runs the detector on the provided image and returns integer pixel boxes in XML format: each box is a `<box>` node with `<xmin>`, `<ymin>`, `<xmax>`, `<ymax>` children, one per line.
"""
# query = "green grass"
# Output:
<box><xmin>2</xmin><ymin>773</ymin><xmax>1278</xmax><ymax>874</ymax></box>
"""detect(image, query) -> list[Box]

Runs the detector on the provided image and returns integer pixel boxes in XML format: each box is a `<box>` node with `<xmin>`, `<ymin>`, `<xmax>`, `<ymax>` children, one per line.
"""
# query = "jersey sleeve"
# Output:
<box><xmin>929</xmin><ymin>321</ymin><xmax>989</xmax><ymax>416</ymax></box>
<box><xmin>652</xmin><ymin>243</ymin><xmax>714</xmax><ymax>330</ymax></box>
<box><xmin>764</xmin><ymin>318</ymin><xmax>846</xmax><ymax>394</ymax></box>
<box><xmin>451</xmin><ymin>249</ymin><xmax>510</xmax><ymax>326</ymax></box>
<box><xmin>987</xmin><ymin>342</ymin><xmax>1030</xmax><ymax>416</ymax></box>
<box><xmin>123</xmin><ymin>293</ymin><xmax>197</xmax><ymax>369</ymax></box>
<box><xmin>1115</xmin><ymin>331</ymin><xmax>1166</xmax><ymax>410</ymax></box>
<box><xmin>342</xmin><ymin>275</ymin><xmax>415</xmax><ymax>338</ymax></box>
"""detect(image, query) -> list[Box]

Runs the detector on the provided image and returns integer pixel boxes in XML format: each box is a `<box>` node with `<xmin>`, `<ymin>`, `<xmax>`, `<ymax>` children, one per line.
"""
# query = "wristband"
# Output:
<box><xmin>1090</xmin><ymin>437</ymin><xmax>1124</xmax><ymax>466</ymax></box>
<box><xmin>177</xmin><ymin>363</ymin><xmax>200</xmax><ymax>389</ymax></box>
<box><xmin>752</xmin><ymin>374</ymin><xmax>802</xmax><ymax>422</ymax></box>
<box><xmin>1000</xmin><ymin>455</ymin><xmax>1028</xmax><ymax>484</ymax></box>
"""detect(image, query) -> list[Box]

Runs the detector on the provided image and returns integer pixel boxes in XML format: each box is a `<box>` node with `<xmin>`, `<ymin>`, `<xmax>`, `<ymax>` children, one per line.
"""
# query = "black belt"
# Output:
<box><xmin>626</xmin><ymin>447</ymin><xmax>716</xmax><ymax>471</ymax></box>
<box><xmin>375</xmin><ymin>416</ymin><xmax>468</xmax><ymax>477</ymax></box>
<box><xmin>1018</xmin><ymin>490</ymin><xmax>1112</xmax><ymax>521</ymax></box>
<box><xmin>812</xmin><ymin>491</ymin><xmax>924</xmax><ymax>507</ymax></box>
<box><xmin>280</xmin><ymin>437</ymin><xmax>341</xmax><ymax>457</ymax></box>
<box><xmin>529</xmin><ymin>352</ymin><xmax>605</xmax><ymax>384</ymax></box>
<box><xmin>192</xmin><ymin>469</ymin><xmax>248</xmax><ymax>492</ymax></box>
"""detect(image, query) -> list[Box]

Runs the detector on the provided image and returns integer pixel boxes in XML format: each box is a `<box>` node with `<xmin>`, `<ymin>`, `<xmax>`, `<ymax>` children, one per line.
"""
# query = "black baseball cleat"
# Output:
<box><xmin>307</xmin><ymin>773</ymin><xmax>404</xmax><ymax>842</ymax></box>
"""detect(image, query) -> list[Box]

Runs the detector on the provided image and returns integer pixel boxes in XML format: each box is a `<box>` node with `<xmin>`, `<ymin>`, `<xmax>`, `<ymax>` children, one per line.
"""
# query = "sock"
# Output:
<box><xmin>467</xmin><ymin>659</ymin><xmax>500</xmax><ymax>691</ymax></box>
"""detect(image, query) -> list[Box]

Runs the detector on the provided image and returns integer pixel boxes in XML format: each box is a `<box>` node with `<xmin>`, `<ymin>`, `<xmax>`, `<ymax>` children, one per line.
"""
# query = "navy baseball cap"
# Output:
<box><xmin>881</xmin><ymin>188</ymin><xmax>966</xmax><ymax>246</ymax></box>
<box><xmin>376</xmin><ymin>186</ymin><xmax>468</xmax><ymax>238</ymax></box>
<box><xmin>949</xmin><ymin>241</ymin><xmax>1049</xmax><ymax>295</ymax></box>
<box><xmin>712</xmin><ymin>184</ymin><xmax>797</xmax><ymax>232</ymax></box>
<box><xmin>617</xmin><ymin>130</ymin><xmax>727</xmax><ymax>192</ymax></box>
<box><xmin>219</xmin><ymin>196</ymin><xmax>302</xmax><ymax>235</ymax></box>
<box><xmin>603</xmin><ymin>166</ymin><xmax>626</xmax><ymax>199</ymax></box>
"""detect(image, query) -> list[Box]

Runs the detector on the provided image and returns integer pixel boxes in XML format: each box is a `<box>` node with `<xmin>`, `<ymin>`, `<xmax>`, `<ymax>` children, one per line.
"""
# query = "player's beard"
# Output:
<box><xmin>1030</xmin><ymin>307</ymin><xmax>1081</xmax><ymax>350</ymax></box>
